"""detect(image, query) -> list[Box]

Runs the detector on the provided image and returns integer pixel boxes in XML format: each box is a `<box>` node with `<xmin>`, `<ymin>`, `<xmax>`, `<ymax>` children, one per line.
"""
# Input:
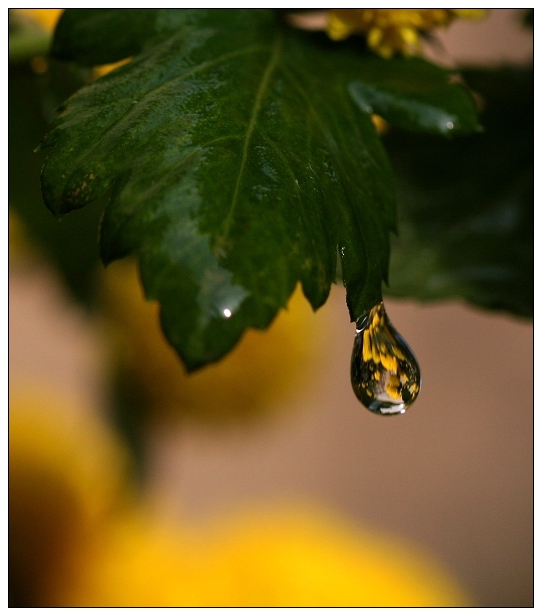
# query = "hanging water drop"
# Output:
<box><xmin>351</xmin><ymin>302</ymin><xmax>421</xmax><ymax>415</ymax></box>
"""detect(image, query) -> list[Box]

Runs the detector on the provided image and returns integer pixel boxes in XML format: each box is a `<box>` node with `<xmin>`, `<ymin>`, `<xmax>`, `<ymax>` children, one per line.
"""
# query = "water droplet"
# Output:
<box><xmin>351</xmin><ymin>302</ymin><xmax>421</xmax><ymax>416</ymax></box>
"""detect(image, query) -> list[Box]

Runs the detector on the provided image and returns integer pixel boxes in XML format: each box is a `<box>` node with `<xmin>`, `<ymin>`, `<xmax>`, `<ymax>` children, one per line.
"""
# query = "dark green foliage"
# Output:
<box><xmin>39</xmin><ymin>9</ymin><xmax>480</xmax><ymax>369</ymax></box>
<box><xmin>9</xmin><ymin>60</ymin><xmax>103</xmax><ymax>304</ymax></box>
<box><xmin>385</xmin><ymin>67</ymin><xmax>533</xmax><ymax>318</ymax></box>
<box><xmin>52</xmin><ymin>9</ymin><xmax>160</xmax><ymax>66</ymax></box>
<box><xmin>348</xmin><ymin>56</ymin><xmax>479</xmax><ymax>135</ymax></box>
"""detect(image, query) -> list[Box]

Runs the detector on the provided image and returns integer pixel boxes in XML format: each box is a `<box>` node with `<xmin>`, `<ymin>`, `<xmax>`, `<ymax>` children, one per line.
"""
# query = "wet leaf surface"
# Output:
<box><xmin>41</xmin><ymin>9</ymin><xmax>479</xmax><ymax>368</ymax></box>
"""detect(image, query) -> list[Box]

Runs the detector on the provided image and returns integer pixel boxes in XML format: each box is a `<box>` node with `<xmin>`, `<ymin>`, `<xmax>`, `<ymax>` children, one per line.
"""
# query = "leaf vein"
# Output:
<box><xmin>62</xmin><ymin>44</ymin><xmax>267</xmax><ymax>197</ymax></box>
<box><xmin>101</xmin><ymin>134</ymin><xmax>244</xmax><ymax>260</ymax></box>
<box><xmin>221</xmin><ymin>34</ymin><xmax>282</xmax><ymax>239</ymax></box>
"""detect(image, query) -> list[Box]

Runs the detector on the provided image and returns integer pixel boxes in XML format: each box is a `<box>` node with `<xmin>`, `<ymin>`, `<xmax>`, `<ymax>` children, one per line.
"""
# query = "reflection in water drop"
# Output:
<box><xmin>351</xmin><ymin>303</ymin><xmax>421</xmax><ymax>415</ymax></box>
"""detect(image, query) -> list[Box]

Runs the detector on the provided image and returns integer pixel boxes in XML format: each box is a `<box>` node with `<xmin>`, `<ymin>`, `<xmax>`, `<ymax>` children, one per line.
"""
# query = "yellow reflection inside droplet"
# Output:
<box><xmin>351</xmin><ymin>302</ymin><xmax>421</xmax><ymax>415</ymax></box>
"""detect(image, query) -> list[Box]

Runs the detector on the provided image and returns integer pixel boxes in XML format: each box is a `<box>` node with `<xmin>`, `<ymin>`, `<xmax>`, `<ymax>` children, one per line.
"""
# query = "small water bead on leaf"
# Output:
<box><xmin>351</xmin><ymin>302</ymin><xmax>421</xmax><ymax>415</ymax></box>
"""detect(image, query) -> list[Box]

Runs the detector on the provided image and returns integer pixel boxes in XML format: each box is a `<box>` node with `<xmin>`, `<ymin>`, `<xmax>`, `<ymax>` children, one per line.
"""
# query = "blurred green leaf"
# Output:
<box><xmin>385</xmin><ymin>67</ymin><xmax>533</xmax><ymax>318</ymax></box>
<box><xmin>40</xmin><ymin>8</ymin><xmax>479</xmax><ymax>370</ymax></box>
<box><xmin>9</xmin><ymin>60</ymin><xmax>103</xmax><ymax>305</ymax></box>
<box><xmin>51</xmin><ymin>8</ymin><xmax>159</xmax><ymax>66</ymax></box>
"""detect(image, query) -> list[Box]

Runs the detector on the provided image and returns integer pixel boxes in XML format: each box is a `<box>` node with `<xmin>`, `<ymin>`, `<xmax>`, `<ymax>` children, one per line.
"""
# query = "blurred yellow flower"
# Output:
<box><xmin>326</xmin><ymin>9</ymin><xmax>487</xmax><ymax>58</ymax></box>
<box><xmin>208</xmin><ymin>505</ymin><xmax>472</xmax><ymax>607</ymax></box>
<box><xmin>16</xmin><ymin>8</ymin><xmax>64</xmax><ymax>32</ymax></box>
<box><xmin>101</xmin><ymin>258</ymin><xmax>328</xmax><ymax>423</ymax></box>
<box><xmin>9</xmin><ymin>383</ymin><xmax>472</xmax><ymax>607</ymax></box>
<box><xmin>60</xmin><ymin>504</ymin><xmax>472</xmax><ymax>607</ymax></box>
<box><xmin>55</xmin><ymin>511</ymin><xmax>224</xmax><ymax>607</ymax></box>
<box><xmin>9</xmin><ymin>386</ymin><xmax>132</xmax><ymax>606</ymax></box>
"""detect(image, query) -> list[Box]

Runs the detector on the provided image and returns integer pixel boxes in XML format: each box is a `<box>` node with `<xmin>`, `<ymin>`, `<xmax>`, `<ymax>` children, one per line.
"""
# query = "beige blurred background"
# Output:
<box><xmin>9</xmin><ymin>9</ymin><xmax>533</xmax><ymax>607</ymax></box>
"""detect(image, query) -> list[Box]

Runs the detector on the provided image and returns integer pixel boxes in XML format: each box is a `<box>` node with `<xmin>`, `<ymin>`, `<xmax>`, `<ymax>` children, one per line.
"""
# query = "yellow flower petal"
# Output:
<box><xmin>326</xmin><ymin>14</ymin><xmax>353</xmax><ymax>41</ymax></box>
<box><xmin>399</xmin><ymin>26</ymin><xmax>419</xmax><ymax>46</ymax></box>
<box><xmin>326</xmin><ymin>8</ymin><xmax>488</xmax><ymax>57</ymax></box>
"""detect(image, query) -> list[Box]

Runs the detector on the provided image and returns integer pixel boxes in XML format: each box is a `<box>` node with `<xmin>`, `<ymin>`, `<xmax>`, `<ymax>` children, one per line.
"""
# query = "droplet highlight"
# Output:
<box><xmin>351</xmin><ymin>302</ymin><xmax>421</xmax><ymax>415</ymax></box>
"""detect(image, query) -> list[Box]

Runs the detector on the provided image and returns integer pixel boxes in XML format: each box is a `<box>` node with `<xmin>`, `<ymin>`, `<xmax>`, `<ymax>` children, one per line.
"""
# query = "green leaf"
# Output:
<box><xmin>41</xmin><ymin>9</ymin><xmax>479</xmax><ymax>370</ymax></box>
<box><xmin>385</xmin><ymin>67</ymin><xmax>533</xmax><ymax>318</ymax></box>
<box><xmin>348</xmin><ymin>56</ymin><xmax>479</xmax><ymax>135</ymax></box>
<box><xmin>51</xmin><ymin>8</ymin><xmax>160</xmax><ymax>66</ymax></box>
<box><xmin>9</xmin><ymin>59</ymin><xmax>103</xmax><ymax>305</ymax></box>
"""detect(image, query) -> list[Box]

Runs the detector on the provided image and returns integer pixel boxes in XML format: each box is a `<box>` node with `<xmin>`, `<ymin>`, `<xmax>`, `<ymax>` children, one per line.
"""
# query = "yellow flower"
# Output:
<box><xmin>9</xmin><ymin>385</ymin><xmax>132</xmax><ymax>606</ymax></box>
<box><xmin>9</xmin><ymin>383</ymin><xmax>472</xmax><ymax>607</ymax></box>
<box><xmin>326</xmin><ymin>9</ymin><xmax>487</xmax><ymax>58</ymax></box>
<box><xmin>100</xmin><ymin>258</ymin><xmax>329</xmax><ymax>424</ymax></box>
<box><xmin>55</xmin><ymin>511</ymin><xmax>218</xmax><ymax>607</ymax></box>
<box><xmin>61</xmin><ymin>504</ymin><xmax>472</xmax><ymax>607</ymax></box>
<box><xmin>15</xmin><ymin>8</ymin><xmax>64</xmax><ymax>32</ymax></box>
<box><xmin>211</xmin><ymin>505</ymin><xmax>472</xmax><ymax>607</ymax></box>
